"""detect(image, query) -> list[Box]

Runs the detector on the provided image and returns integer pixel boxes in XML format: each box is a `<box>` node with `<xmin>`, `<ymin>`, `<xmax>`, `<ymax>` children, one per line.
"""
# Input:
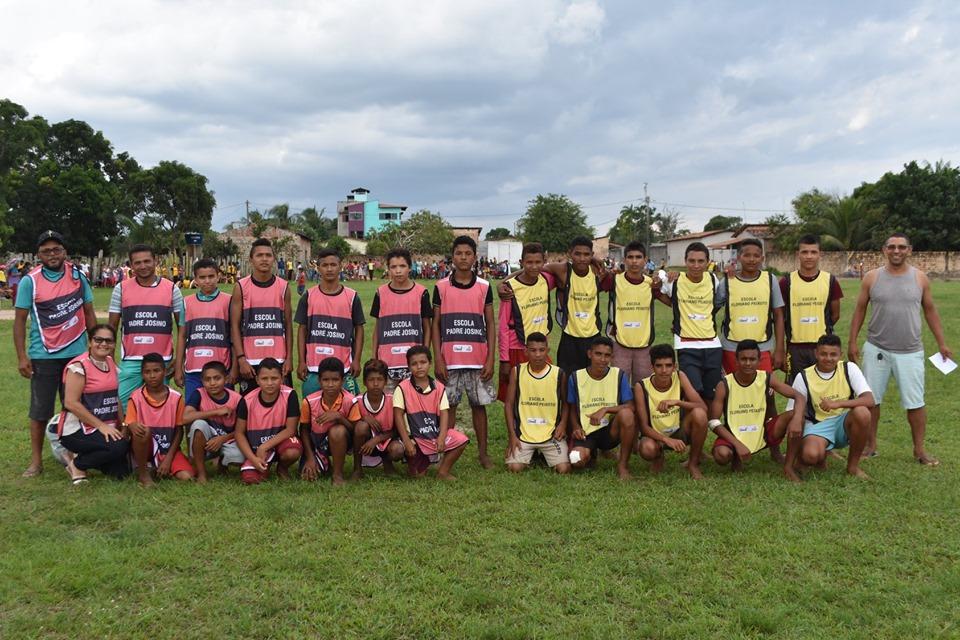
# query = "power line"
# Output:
<box><xmin>652</xmin><ymin>199</ymin><xmax>787</xmax><ymax>213</ymax></box>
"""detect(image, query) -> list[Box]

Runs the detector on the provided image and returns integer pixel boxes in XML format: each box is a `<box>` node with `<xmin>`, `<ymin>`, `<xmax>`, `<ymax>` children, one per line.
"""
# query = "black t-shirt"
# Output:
<box><xmin>186</xmin><ymin>389</ymin><xmax>232</xmax><ymax>409</ymax></box>
<box><xmin>236</xmin><ymin>389</ymin><xmax>300</xmax><ymax>421</ymax></box>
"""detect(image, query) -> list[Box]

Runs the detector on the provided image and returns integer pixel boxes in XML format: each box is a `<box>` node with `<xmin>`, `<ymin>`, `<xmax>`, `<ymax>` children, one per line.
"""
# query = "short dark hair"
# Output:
<box><xmin>738</xmin><ymin>238</ymin><xmax>763</xmax><ymax>253</ymax></box>
<box><xmin>405</xmin><ymin>345</ymin><xmax>432</xmax><ymax>364</ymax></box>
<box><xmin>88</xmin><ymin>323</ymin><xmax>116</xmax><ymax>340</ymax></box>
<box><xmin>193</xmin><ymin>258</ymin><xmax>218</xmax><ymax>275</ymax></box>
<box><xmin>798</xmin><ymin>234</ymin><xmax>820</xmax><ymax>248</ymax></box>
<box><xmin>362</xmin><ymin>358</ymin><xmax>389</xmax><ymax>381</ymax></box>
<box><xmin>685</xmin><ymin>242</ymin><xmax>709</xmax><ymax>259</ymax></box>
<box><xmin>316</xmin><ymin>247</ymin><xmax>341</xmax><ymax>261</ymax></box>
<box><xmin>386</xmin><ymin>248</ymin><xmax>412</xmax><ymax>267</ymax></box>
<box><xmin>525</xmin><ymin>332</ymin><xmax>548</xmax><ymax>346</ymax></box>
<box><xmin>257</xmin><ymin>357</ymin><xmax>283</xmax><ymax>374</ymax></box>
<box><xmin>250</xmin><ymin>238</ymin><xmax>273</xmax><ymax>257</ymax></box>
<box><xmin>887</xmin><ymin>232</ymin><xmax>910</xmax><ymax>245</ymax></box>
<box><xmin>201</xmin><ymin>361</ymin><xmax>228</xmax><ymax>377</ymax></box>
<box><xmin>649</xmin><ymin>343</ymin><xmax>676</xmax><ymax>364</ymax></box>
<box><xmin>589</xmin><ymin>335</ymin><xmax>614</xmax><ymax>350</ymax></box>
<box><xmin>624</xmin><ymin>241</ymin><xmax>647</xmax><ymax>257</ymax></box>
<box><xmin>735</xmin><ymin>339</ymin><xmax>761</xmax><ymax>355</ymax></box>
<box><xmin>317</xmin><ymin>357</ymin><xmax>345</xmax><ymax>378</ymax></box>
<box><xmin>129</xmin><ymin>243</ymin><xmax>154</xmax><ymax>260</ymax></box>
<box><xmin>452</xmin><ymin>235</ymin><xmax>477</xmax><ymax>254</ymax></box>
<box><xmin>816</xmin><ymin>334</ymin><xmax>842</xmax><ymax>349</ymax></box>
<box><xmin>569</xmin><ymin>236</ymin><xmax>593</xmax><ymax>251</ymax></box>
<box><xmin>140</xmin><ymin>352</ymin><xmax>165</xmax><ymax>371</ymax></box>
<box><xmin>521</xmin><ymin>242</ymin><xmax>544</xmax><ymax>259</ymax></box>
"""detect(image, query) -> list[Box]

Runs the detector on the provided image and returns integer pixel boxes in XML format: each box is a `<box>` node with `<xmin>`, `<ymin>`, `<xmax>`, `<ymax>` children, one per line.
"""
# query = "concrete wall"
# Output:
<box><xmin>764</xmin><ymin>251</ymin><xmax>960</xmax><ymax>276</ymax></box>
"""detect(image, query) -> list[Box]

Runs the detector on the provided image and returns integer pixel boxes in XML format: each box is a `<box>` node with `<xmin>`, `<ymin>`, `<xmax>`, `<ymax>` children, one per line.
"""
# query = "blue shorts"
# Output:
<box><xmin>862</xmin><ymin>342</ymin><xmax>925</xmax><ymax>409</ymax></box>
<box><xmin>803</xmin><ymin>412</ymin><xmax>849</xmax><ymax>450</ymax></box>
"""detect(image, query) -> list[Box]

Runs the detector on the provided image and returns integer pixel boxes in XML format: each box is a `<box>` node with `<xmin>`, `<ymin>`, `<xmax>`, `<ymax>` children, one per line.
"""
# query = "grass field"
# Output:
<box><xmin>1</xmin><ymin>277</ymin><xmax>958</xmax><ymax>639</ymax></box>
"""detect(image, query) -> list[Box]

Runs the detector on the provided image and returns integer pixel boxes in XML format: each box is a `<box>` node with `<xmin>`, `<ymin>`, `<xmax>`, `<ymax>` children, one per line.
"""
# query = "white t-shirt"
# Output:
<box><xmin>785</xmin><ymin>362</ymin><xmax>872</xmax><ymax>411</ymax></box>
<box><xmin>661</xmin><ymin>276</ymin><xmax>722</xmax><ymax>350</ymax></box>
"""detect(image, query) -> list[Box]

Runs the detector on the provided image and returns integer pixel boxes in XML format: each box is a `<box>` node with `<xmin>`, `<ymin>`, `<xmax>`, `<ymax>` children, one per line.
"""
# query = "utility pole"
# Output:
<box><xmin>245</xmin><ymin>200</ymin><xmax>250</xmax><ymax>217</ymax></box>
<box><xmin>644</xmin><ymin>183</ymin><xmax>651</xmax><ymax>249</ymax></box>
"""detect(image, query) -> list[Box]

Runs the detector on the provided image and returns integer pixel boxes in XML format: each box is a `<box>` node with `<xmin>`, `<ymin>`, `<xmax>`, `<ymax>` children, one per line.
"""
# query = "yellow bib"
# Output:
<box><xmin>672</xmin><ymin>273</ymin><xmax>717</xmax><ymax>339</ymax></box>
<box><xmin>801</xmin><ymin>363</ymin><xmax>853</xmax><ymax>423</ymax></box>
<box><xmin>563</xmin><ymin>266</ymin><xmax>601</xmax><ymax>338</ymax></box>
<box><xmin>574</xmin><ymin>367</ymin><xmax>623</xmax><ymax>435</ymax></box>
<box><xmin>515</xmin><ymin>363</ymin><xmax>562</xmax><ymax>443</ymax></box>
<box><xmin>787</xmin><ymin>271</ymin><xmax>831</xmax><ymax>344</ymax></box>
<box><xmin>509</xmin><ymin>275</ymin><xmax>552</xmax><ymax>341</ymax></box>
<box><xmin>641</xmin><ymin>372</ymin><xmax>681</xmax><ymax>435</ymax></box>
<box><xmin>723</xmin><ymin>371</ymin><xmax>769</xmax><ymax>453</ymax></box>
<box><xmin>724</xmin><ymin>272</ymin><xmax>773</xmax><ymax>342</ymax></box>
<box><xmin>607</xmin><ymin>273</ymin><xmax>654</xmax><ymax>348</ymax></box>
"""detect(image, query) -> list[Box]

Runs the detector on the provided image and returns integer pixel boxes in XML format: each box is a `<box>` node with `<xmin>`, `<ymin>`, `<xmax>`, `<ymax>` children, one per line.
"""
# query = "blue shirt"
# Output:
<box><xmin>15</xmin><ymin>265</ymin><xmax>95</xmax><ymax>360</ymax></box>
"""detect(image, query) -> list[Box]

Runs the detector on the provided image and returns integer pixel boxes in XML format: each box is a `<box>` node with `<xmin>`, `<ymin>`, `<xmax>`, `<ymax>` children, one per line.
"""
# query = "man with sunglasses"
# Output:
<box><xmin>13</xmin><ymin>231</ymin><xmax>96</xmax><ymax>477</ymax></box>
<box><xmin>848</xmin><ymin>232</ymin><xmax>951</xmax><ymax>465</ymax></box>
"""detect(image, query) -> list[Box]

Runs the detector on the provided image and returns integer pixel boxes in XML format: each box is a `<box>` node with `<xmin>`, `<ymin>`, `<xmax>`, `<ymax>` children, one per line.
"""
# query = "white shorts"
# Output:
<box><xmin>505</xmin><ymin>439</ymin><xmax>569</xmax><ymax>467</ymax></box>
<box><xmin>862</xmin><ymin>342</ymin><xmax>925</xmax><ymax>409</ymax></box>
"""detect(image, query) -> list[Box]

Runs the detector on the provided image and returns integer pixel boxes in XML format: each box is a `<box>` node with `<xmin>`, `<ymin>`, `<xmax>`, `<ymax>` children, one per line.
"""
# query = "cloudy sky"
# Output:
<box><xmin>3</xmin><ymin>0</ymin><xmax>959</xmax><ymax>234</ymax></box>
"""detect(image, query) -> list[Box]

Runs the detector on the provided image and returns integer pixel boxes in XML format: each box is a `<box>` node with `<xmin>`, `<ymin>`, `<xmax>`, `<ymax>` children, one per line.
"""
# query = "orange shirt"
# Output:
<box><xmin>125</xmin><ymin>386</ymin><xmax>186</xmax><ymax>426</ymax></box>
<box><xmin>299</xmin><ymin>392</ymin><xmax>361</xmax><ymax>424</ymax></box>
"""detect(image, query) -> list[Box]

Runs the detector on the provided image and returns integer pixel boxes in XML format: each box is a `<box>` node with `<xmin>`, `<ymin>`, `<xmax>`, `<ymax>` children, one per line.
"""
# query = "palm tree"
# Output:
<box><xmin>813</xmin><ymin>197</ymin><xmax>874</xmax><ymax>251</ymax></box>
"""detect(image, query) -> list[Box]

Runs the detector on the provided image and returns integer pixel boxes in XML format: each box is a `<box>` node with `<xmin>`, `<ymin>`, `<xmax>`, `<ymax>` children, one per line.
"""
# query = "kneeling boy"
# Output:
<box><xmin>183</xmin><ymin>361</ymin><xmax>244</xmax><ymax>483</ymax></box>
<box><xmin>785</xmin><ymin>334</ymin><xmax>873</xmax><ymax>479</ymax></box>
<box><xmin>635</xmin><ymin>344</ymin><xmax>708</xmax><ymax>479</ymax></box>
<box><xmin>300</xmin><ymin>357</ymin><xmax>364</xmax><ymax>485</ymax></box>
<box><xmin>709</xmin><ymin>339</ymin><xmax>803</xmax><ymax>478</ymax></box>
<box><xmin>234</xmin><ymin>358</ymin><xmax>302</xmax><ymax>484</ymax></box>
<box><xmin>393</xmin><ymin>346</ymin><xmax>469</xmax><ymax>479</ymax></box>
<box><xmin>505</xmin><ymin>332</ymin><xmax>571</xmax><ymax>474</ymax></box>
<box><xmin>128</xmin><ymin>352</ymin><xmax>195</xmax><ymax>486</ymax></box>
<box><xmin>567</xmin><ymin>336</ymin><xmax>636</xmax><ymax>479</ymax></box>
<box><xmin>355</xmin><ymin>359</ymin><xmax>404</xmax><ymax>474</ymax></box>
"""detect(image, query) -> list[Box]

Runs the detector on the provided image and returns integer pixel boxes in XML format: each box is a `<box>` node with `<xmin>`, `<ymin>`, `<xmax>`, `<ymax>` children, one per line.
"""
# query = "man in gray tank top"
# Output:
<box><xmin>848</xmin><ymin>232</ymin><xmax>951</xmax><ymax>465</ymax></box>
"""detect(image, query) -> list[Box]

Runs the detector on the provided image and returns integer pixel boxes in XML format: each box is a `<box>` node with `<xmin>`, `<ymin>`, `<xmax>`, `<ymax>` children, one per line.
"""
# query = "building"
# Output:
<box><xmin>451</xmin><ymin>227</ymin><xmax>483</xmax><ymax>243</ymax></box>
<box><xmin>337</xmin><ymin>187</ymin><xmax>407</xmax><ymax>239</ymax></box>
<box><xmin>592</xmin><ymin>235</ymin><xmax>624</xmax><ymax>264</ymax></box>
<box><xmin>220</xmin><ymin>225</ymin><xmax>312</xmax><ymax>273</ymax></box>
<box><xmin>706</xmin><ymin>224</ymin><xmax>776</xmax><ymax>265</ymax></box>
<box><xmin>663</xmin><ymin>229</ymin><xmax>736</xmax><ymax>267</ymax></box>
<box><xmin>478</xmin><ymin>239</ymin><xmax>523</xmax><ymax>266</ymax></box>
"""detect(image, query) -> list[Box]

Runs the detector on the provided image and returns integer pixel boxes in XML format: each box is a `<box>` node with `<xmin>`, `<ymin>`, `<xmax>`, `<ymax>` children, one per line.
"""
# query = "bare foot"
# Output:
<box><xmin>196</xmin><ymin>475</ymin><xmax>208</xmax><ymax>485</ymax></box>
<box><xmin>138</xmin><ymin>473</ymin><xmax>156</xmax><ymax>488</ymax></box>
<box><xmin>686</xmin><ymin>464</ymin><xmax>703</xmax><ymax>480</ymax></box>
<box><xmin>650</xmin><ymin>457</ymin><xmax>664</xmax><ymax>474</ymax></box>
<box><xmin>331</xmin><ymin>474</ymin><xmax>346</xmax><ymax>486</ymax></box>
<box><xmin>617</xmin><ymin>465</ymin><xmax>632</xmax><ymax>481</ymax></box>
<box><xmin>917</xmin><ymin>453</ymin><xmax>940</xmax><ymax>467</ymax></box>
<box><xmin>350</xmin><ymin>469</ymin><xmax>364</xmax><ymax>480</ymax></box>
<box><xmin>847</xmin><ymin>467</ymin><xmax>870</xmax><ymax>479</ymax></box>
<box><xmin>731</xmin><ymin>457</ymin><xmax>744</xmax><ymax>473</ymax></box>
<box><xmin>601</xmin><ymin>449</ymin><xmax>617</xmax><ymax>460</ymax></box>
<box><xmin>769</xmin><ymin>447</ymin><xmax>785</xmax><ymax>464</ymax></box>
<box><xmin>21</xmin><ymin>464</ymin><xmax>43</xmax><ymax>478</ymax></box>
<box><xmin>276</xmin><ymin>465</ymin><xmax>291</xmax><ymax>480</ymax></box>
<box><xmin>382</xmin><ymin>461</ymin><xmax>396</xmax><ymax>476</ymax></box>
<box><xmin>437</xmin><ymin>471</ymin><xmax>458</xmax><ymax>481</ymax></box>
<box><xmin>478</xmin><ymin>454</ymin><xmax>494</xmax><ymax>470</ymax></box>
<box><xmin>782</xmin><ymin>465</ymin><xmax>803</xmax><ymax>483</ymax></box>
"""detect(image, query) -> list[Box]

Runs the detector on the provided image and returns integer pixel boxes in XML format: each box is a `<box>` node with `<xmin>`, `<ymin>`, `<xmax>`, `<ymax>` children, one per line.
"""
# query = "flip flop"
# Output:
<box><xmin>71</xmin><ymin>476</ymin><xmax>89</xmax><ymax>485</ymax></box>
<box><xmin>21</xmin><ymin>467</ymin><xmax>43</xmax><ymax>478</ymax></box>
<box><xmin>917</xmin><ymin>456</ymin><xmax>940</xmax><ymax>467</ymax></box>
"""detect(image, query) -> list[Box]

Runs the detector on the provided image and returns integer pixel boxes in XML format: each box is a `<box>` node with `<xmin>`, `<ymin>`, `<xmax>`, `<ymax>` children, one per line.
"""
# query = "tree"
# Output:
<box><xmin>653</xmin><ymin>209</ymin><xmax>688</xmax><ymax>241</ymax></box>
<box><xmin>854</xmin><ymin>160</ymin><xmax>960</xmax><ymax>250</ymax></box>
<box><xmin>366</xmin><ymin>237</ymin><xmax>389</xmax><ymax>257</ymax></box>
<box><xmin>812</xmin><ymin>196</ymin><xmax>875</xmax><ymax>251</ymax></box>
<box><xmin>294</xmin><ymin>206</ymin><xmax>337</xmax><ymax>251</ymax></box>
<box><xmin>136</xmin><ymin>160</ymin><xmax>216</xmax><ymax>256</ymax></box>
<box><xmin>485</xmin><ymin>227</ymin><xmax>511</xmax><ymax>240</ymax></box>
<box><xmin>266</xmin><ymin>203</ymin><xmax>292</xmax><ymax>230</ymax></box>
<box><xmin>325</xmin><ymin>236</ymin><xmax>353</xmax><ymax>258</ymax></box>
<box><xmin>762</xmin><ymin>213</ymin><xmax>798</xmax><ymax>251</ymax></box>
<box><xmin>239</xmin><ymin>209</ymin><xmax>269</xmax><ymax>238</ymax></box>
<box><xmin>368</xmin><ymin>210</ymin><xmax>455</xmax><ymax>255</ymax></box>
<box><xmin>202</xmin><ymin>231</ymin><xmax>239</xmax><ymax>262</ymax></box>
<box><xmin>608</xmin><ymin>204</ymin><xmax>652</xmax><ymax>245</ymax></box>
<box><xmin>517</xmin><ymin>194</ymin><xmax>594</xmax><ymax>252</ymax></box>
<box><xmin>703</xmin><ymin>214</ymin><xmax>742</xmax><ymax>232</ymax></box>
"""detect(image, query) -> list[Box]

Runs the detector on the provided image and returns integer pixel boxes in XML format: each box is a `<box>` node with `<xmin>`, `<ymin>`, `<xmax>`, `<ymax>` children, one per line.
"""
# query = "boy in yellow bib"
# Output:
<box><xmin>785</xmin><ymin>334</ymin><xmax>873</xmax><ymax>479</ymax></box>
<box><xmin>635</xmin><ymin>344</ymin><xmax>709</xmax><ymax>479</ymax></box>
<box><xmin>567</xmin><ymin>336</ymin><xmax>636</xmax><ymax>479</ymax></box>
<box><xmin>607</xmin><ymin>240</ymin><xmax>660</xmax><ymax>384</ymax></box>
<box><xmin>504</xmin><ymin>332</ymin><xmax>571</xmax><ymax>474</ymax></box>
<box><xmin>709</xmin><ymin>339</ymin><xmax>804</xmax><ymax>478</ymax></box>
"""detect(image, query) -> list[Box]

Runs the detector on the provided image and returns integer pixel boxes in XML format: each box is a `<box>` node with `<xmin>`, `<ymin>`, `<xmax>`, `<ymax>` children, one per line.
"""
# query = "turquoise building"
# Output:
<box><xmin>337</xmin><ymin>187</ymin><xmax>407</xmax><ymax>239</ymax></box>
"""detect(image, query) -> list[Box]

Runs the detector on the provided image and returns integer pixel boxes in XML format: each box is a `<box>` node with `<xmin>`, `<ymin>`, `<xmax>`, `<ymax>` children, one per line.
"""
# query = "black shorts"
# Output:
<box><xmin>572</xmin><ymin>425</ymin><xmax>618</xmax><ymax>453</ymax></box>
<box><xmin>787</xmin><ymin>344</ymin><xmax>817</xmax><ymax>383</ymax></box>
<box><xmin>677</xmin><ymin>347</ymin><xmax>723</xmax><ymax>400</ymax></box>
<box><xmin>557</xmin><ymin>333</ymin><xmax>596</xmax><ymax>374</ymax></box>
<box><xmin>29</xmin><ymin>358</ymin><xmax>71</xmax><ymax>421</ymax></box>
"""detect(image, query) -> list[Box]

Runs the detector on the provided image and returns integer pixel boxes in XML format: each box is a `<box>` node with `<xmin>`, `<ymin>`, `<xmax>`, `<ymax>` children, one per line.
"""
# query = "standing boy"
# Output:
<box><xmin>370</xmin><ymin>248</ymin><xmax>432</xmax><ymax>393</ymax></box>
<box><xmin>233</xmin><ymin>358</ymin><xmax>303</xmax><ymax>484</ymax></box>
<box><xmin>296</xmin><ymin>248</ymin><xmax>365</xmax><ymax>397</ymax></box>
<box><xmin>299</xmin><ymin>357</ymin><xmax>364</xmax><ymax>486</ymax></box>
<box><xmin>504</xmin><ymin>332</ymin><xmax>571</xmax><ymax>474</ymax></box>
<box><xmin>567</xmin><ymin>336</ymin><xmax>636</xmax><ymax>479</ymax></box>
<box><xmin>109</xmin><ymin>243</ymin><xmax>184</xmax><ymax>408</ymax></box>
<box><xmin>183</xmin><ymin>361</ymin><xmax>244</xmax><ymax>483</ymax></box>
<box><xmin>14</xmin><ymin>230</ymin><xmax>96</xmax><ymax>477</ymax></box>
<box><xmin>231</xmin><ymin>239</ymin><xmax>292</xmax><ymax>395</ymax></box>
<box><xmin>176</xmin><ymin>259</ymin><xmax>234</xmax><ymax>404</ymax></box>
<box><xmin>432</xmin><ymin>235</ymin><xmax>497</xmax><ymax>469</ymax></box>
<box><xmin>607</xmin><ymin>240</ymin><xmax>659</xmax><ymax>384</ymax></box>
<box><xmin>635</xmin><ymin>344</ymin><xmax>708</xmax><ymax>479</ymax></box>
<box><xmin>127</xmin><ymin>353</ymin><xmax>195</xmax><ymax>486</ymax></box>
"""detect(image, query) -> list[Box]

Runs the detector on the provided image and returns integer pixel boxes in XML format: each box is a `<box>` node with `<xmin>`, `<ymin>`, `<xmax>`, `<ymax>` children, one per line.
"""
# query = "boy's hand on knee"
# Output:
<box><xmin>665</xmin><ymin>438</ymin><xmax>686</xmax><ymax>453</ymax></box>
<box><xmin>404</xmin><ymin>441</ymin><xmax>416</xmax><ymax>458</ymax></box>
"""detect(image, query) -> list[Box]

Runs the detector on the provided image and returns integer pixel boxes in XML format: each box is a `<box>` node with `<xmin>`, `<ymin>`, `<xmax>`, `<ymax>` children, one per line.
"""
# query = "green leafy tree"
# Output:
<box><xmin>609</xmin><ymin>204</ymin><xmax>653</xmax><ymax>245</ymax></box>
<box><xmin>366</xmin><ymin>236</ymin><xmax>389</xmax><ymax>257</ymax></box>
<box><xmin>703</xmin><ymin>214</ymin><xmax>742</xmax><ymax>231</ymax></box>
<box><xmin>485</xmin><ymin>227</ymin><xmax>511</xmax><ymax>240</ymax></box>
<box><xmin>267</xmin><ymin>203</ymin><xmax>292</xmax><ymax>230</ymax></box>
<box><xmin>517</xmin><ymin>194</ymin><xmax>594</xmax><ymax>252</ymax></box>
<box><xmin>294</xmin><ymin>206</ymin><xmax>336</xmax><ymax>251</ymax></box>
<box><xmin>136</xmin><ymin>160</ymin><xmax>216</xmax><ymax>255</ymax></box>
<box><xmin>325</xmin><ymin>236</ymin><xmax>353</xmax><ymax>258</ymax></box>
<box><xmin>653</xmin><ymin>209</ymin><xmax>688</xmax><ymax>241</ymax></box>
<box><xmin>202</xmin><ymin>231</ymin><xmax>239</xmax><ymax>262</ymax></box>
<box><xmin>369</xmin><ymin>210</ymin><xmax>454</xmax><ymax>255</ymax></box>
<box><xmin>812</xmin><ymin>197</ymin><xmax>875</xmax><ymax>251</ymax></box>
<box><xmin>239</xmin><ymin>209</ymin><xmax>269</xmax><ymax>238</ymax></box>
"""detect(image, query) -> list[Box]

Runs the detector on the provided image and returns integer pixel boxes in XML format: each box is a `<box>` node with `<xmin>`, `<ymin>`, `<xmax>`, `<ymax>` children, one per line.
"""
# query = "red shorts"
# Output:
<box><xmin>722</xmin><ymin>349</ymin><xmax>773</xmax><ymax>375</ymax></box>
<box><xmin>159</xmin><ymin>450</ymin><xmax>195</xmax><ymax>477</ymax></box>
<box><xmin>497</xmin><ymin>349</ymin><xmax>553</xmax><ymax>401</ymax></box>
<box><xmin>241</xmin><ymin>436</ymin><xmax>303</xmax><ymax>484</ymax></box>
<box><xmin>712</xmin><ymin>415</ymin><xmax>783</xmax><ymax>453</ymax></box>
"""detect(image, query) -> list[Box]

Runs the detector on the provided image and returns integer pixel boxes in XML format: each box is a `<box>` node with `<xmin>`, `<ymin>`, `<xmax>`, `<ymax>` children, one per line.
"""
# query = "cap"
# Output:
<box><xmin>37</xmin><ymin>230</ymin><xmax>66</xmax><ymax>247</ymax></box>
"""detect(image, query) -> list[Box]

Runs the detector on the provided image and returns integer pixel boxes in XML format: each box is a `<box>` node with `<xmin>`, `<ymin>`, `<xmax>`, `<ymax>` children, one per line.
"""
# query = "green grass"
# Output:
<box><xmin>1</xmin><ymin>278</ymin><xmax>959</xmax><ymax>639</ymax></box>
